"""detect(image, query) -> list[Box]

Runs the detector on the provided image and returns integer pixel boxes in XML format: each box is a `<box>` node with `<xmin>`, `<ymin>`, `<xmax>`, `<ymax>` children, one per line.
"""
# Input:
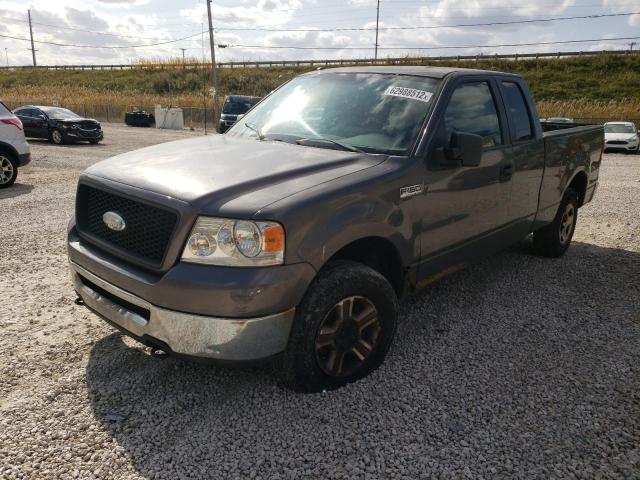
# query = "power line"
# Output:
<box><xmin>0</xmin><ymin>31</ymin><xmax>203</xmax><ymax>49</ymax></box>
<box><xmin>215</xmin><ymin>11</ymin><xmax>640</xmax><ymax>32</ymax></box>
<box><xmin>221</xmin><ymin>35</ymin><xmax>640</xmax><ymax>51</ymax></box>
<box><xmin>18</xmin><ymin>10</ymin><xmax>631</xmax><ymax>39</ymax></box>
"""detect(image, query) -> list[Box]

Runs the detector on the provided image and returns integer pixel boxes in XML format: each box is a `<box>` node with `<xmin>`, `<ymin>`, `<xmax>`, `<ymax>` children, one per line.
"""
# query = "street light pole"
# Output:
<box><xmin>206</xmin><ymin>0</ymin><xmax>219</xmax><ymax>123</ymax></box>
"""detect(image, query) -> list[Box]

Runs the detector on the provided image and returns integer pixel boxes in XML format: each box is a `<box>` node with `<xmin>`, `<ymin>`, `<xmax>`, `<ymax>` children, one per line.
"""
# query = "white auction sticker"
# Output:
<box><xmin>384</xmin><ymin>86</ymin><xmax>433</xmax><ymax>103</ymax></box>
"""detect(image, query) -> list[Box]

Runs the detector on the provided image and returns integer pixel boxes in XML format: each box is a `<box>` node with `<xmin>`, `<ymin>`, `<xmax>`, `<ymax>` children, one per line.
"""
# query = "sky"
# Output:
<box><xmin>0</xmin><ymin>0</ymin><xmax>639</xmax><ymax>66</ymax></box>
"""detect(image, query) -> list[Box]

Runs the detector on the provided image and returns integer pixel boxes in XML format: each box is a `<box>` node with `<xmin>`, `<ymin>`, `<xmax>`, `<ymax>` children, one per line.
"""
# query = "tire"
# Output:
<box><xmin>533</xmin><ymin>188</ymin><xmax>579</xmax><ymax>258</ymax></box>
<box><xmin>281</xmin><ymin>261</ymin><xmax>398</xmax><ymax>392</ymax></box>
<box><xmin>0</xmin><ymin>152</ymin><xmax>18</xmax><ymax>189</ymax></box>
<box><xmin>50</xmin><ymin>128</ymin><xmax>65</xmax><ymax>145</ymax></box>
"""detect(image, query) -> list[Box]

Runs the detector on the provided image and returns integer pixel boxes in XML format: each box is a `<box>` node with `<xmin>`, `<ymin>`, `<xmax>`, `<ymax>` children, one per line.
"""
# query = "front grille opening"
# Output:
<box><xmin>79</xmin><ymin>274</ymin><xmax>151</xmax><ymax>321</ymax></box>
<box><xmin>76</xmin><ymin>185</ymin><xmax>178</xmax><ymax>266</ymax></box>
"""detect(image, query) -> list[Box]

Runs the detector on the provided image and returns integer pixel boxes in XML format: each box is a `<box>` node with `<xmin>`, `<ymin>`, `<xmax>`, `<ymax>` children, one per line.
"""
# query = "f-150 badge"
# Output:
<box><xmin>400</xmin><ymin>184</ymin><xmax>425</xmax><ymax>199</ymax></box>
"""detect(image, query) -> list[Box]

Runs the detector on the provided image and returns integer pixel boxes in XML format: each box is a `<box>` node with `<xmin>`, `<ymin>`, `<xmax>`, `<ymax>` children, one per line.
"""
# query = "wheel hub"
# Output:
<box><xmin>334</xmin><ymin>320</ymin><xmax>359</xmax><ymax>351</ymax></box>
<box><xmin>314</xmin><ymin>296</ymin><xmax>381</xmax><ymax>378</ymax></box>
<box><xmin>0</xmin><ymin>157</ymin><xmax>14</xmax><ymax>184</ymax></box>
<box><xmin>559</xmin><ymin>203</ymin><xmax>575</xmax><ymax>244</ymax></box>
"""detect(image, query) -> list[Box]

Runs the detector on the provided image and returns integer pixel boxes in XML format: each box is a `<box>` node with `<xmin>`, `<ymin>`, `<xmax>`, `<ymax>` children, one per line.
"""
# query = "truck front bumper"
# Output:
<box><xmin>71</xmin><ymin>261</ymin><xmax>295</xmax><ymax>361</ymax></box>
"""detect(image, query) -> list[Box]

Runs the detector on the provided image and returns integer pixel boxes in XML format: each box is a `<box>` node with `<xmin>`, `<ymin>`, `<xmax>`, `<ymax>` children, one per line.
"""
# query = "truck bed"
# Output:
<box><xmin>538</xmin><ymin>123</ymin><xmax>604</xmax><ymax>223</ymax></box>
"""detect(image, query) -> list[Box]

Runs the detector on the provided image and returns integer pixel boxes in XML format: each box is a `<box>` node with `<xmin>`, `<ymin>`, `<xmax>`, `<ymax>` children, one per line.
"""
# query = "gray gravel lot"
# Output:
<box><xmin>1</xmin><ymin>123</ymin><xmax>639</xmax><ymax>479</ymax></box>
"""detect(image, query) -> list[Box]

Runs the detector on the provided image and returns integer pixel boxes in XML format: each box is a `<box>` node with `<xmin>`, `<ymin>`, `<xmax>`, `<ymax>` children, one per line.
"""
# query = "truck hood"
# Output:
<box><xmin>84</xmin><ymin>134</ymin><xmax>386</xmax><ymax>215</ymax></box>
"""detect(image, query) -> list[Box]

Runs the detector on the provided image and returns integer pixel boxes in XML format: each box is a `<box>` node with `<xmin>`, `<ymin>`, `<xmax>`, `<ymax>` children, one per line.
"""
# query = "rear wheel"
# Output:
<box><xmin>281</xmin><ymin>261</ymin><xmax>397</xmax><ymax>392</ymax></box>
<box><xmin>533</xmin><ymin>188</ymin><xmax>579</xmax><ymax>257</ymax></box>
<box><xmin>0</xmin><ymin>153</ymin><xmax>18</xmax><ymax>188</ymax></box>
<box><xmin>51</xmin><ymin>129</ymin><xmax>65</xmax><ymax>145</ymax></box>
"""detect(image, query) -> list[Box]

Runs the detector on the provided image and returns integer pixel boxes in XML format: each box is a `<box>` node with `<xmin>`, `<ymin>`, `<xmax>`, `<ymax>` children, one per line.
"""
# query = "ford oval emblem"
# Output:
<box><xmin>103</xmin><ymin>211</ymin><xmax>126</xmax><ymax>231</ymax></box>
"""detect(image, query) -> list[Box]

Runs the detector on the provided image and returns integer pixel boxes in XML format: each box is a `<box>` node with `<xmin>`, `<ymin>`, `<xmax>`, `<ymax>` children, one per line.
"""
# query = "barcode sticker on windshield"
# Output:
<box><xmin>384</xmin><ymin>86</ymin><xmax>433</xmax><ymax>103</ymax></box>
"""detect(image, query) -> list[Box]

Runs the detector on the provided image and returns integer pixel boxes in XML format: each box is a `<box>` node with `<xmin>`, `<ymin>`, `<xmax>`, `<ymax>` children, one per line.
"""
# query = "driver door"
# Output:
<box><xmin>30</xmin><ymin>108</ymin><xmax>49</xmax><ymax>138</ymax></box>
<box><xmin>417</xmin><ymin>79</ymin><xmax>513</xmax><ymax>277</ymax></box>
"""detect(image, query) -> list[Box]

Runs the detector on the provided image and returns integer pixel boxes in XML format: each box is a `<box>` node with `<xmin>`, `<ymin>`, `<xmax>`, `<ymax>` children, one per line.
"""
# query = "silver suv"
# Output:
<box><xmin>0</xmin><ymin>100</ymin><xmax>31</xmax><ymax>188</ymax></box>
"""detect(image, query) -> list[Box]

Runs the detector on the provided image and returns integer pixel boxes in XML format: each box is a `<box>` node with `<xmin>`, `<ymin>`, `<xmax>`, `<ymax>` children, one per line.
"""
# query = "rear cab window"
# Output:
<box><xmin>444</xmin><ymin>81</ymin><xmax>503</xmax><ymax>149</ymax></box>
<box><xmin>501</xmin><ymin>81</ymin><xmax>534</xmax><ymax>141</ymax></box>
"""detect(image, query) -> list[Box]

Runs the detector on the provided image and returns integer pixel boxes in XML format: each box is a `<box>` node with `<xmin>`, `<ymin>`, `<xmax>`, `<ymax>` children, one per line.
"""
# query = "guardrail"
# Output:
<box><xmin>0</xmin><ymin>49</ymin><xmax>637</xmax><ymax>71</ymax></box>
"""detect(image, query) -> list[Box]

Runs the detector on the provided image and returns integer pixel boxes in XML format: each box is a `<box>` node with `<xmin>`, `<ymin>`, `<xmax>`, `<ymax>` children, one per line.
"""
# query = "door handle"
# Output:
<box><xmin>500</xmin><ymin>163</ymin><xmax>514</xmax><ymax>182</ymax></box>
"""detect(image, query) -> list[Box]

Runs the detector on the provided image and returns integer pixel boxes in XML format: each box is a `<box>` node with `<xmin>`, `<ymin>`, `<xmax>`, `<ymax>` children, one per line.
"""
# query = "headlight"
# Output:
<box><xmin>182</xmin><ymin>217</ymin><xmax>285</xmax><ymax>266</ymax></box>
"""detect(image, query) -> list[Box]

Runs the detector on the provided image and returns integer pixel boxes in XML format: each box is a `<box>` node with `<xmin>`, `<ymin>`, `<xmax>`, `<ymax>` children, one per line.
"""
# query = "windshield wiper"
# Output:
<box><xmin>244</xmin><ymin>122</ymin><xmax>265</xmax><ymax>140</ymax></box>
<box><xmin>296</xmin><ymin>136</ymin><xmax>365</xmax><ymax>154</ymax></box>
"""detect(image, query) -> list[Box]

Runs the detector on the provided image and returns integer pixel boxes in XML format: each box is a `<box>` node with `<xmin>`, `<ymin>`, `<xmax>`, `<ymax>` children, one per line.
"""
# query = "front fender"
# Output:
<box><xmin>256</xmin><ymin>158</ymin><xmax>421</xmax><ymax>271</ymax></box>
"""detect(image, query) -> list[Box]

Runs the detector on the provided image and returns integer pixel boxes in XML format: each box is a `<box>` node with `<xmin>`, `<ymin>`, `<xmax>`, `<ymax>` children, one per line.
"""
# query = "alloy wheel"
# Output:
<box><xmin>559</xmin><ymin>203</ymin><xmax>575</xmax><ymax>244</ymax></box>
<box><xmin>52</xmin><ymin>130</ymin><xmax>63</xmax><ymax>144</ymax></box>
<box><xmin>0</xmin><ymin>156</ymin><xmax>15</xmax><ymax>185</ymax></box>
<box><xmin>315</xmin><ymin>296</ymin><xmax>381</xmax><ymax>378</ymax></box>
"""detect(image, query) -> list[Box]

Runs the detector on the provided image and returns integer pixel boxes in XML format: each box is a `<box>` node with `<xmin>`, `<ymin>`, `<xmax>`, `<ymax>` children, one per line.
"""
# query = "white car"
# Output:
<box><xmin>0</xmin><ymin>100</ymin><xmax>31</xmax><ymax>188</ymax></box>
<box><xmin>604</xmin><ymin>122</ymin><xmax>639</xmax><ymax>154</ymax></box>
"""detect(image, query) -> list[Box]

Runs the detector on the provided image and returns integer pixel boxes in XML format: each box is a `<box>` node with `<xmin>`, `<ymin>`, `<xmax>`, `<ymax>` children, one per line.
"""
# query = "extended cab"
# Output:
<box><xmin>68</xmin><ymin>67</ymin><xmax>603</xmax><ymax>391</ymax></box>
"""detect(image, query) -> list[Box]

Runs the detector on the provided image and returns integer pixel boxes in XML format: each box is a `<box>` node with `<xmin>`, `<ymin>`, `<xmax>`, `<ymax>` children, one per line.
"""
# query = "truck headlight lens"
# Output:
<box><xmin>182</xmin><ymin>217</ymin><xmax>284</xmax><ymax>266</ymax></box>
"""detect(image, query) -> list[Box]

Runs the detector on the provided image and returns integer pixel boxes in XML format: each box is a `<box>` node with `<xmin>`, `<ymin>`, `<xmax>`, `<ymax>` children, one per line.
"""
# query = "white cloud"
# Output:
<box><xmin>0</xmin><ymin>0</ymin><xmax>633</xmax><ymax>65</ymax></box>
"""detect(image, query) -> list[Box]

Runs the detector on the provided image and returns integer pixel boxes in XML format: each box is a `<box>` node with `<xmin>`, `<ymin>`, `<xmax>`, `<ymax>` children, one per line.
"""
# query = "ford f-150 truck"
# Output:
<box><xmin>68</xmin><ymin>66</ymin><xmax>603</xmax><ymax>392</ymax></box>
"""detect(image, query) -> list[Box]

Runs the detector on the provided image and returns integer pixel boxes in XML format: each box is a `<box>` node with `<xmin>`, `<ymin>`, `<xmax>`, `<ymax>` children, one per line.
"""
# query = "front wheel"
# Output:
<box><xmin>533</xmin><ymin>188</ymin><xmax>579</xmax><ymax>257</ymax></box>
<box><xmin>0</xmin><ymin>153</ymin><xmax>18</xmax><ymax>188</ymax></box>
<box><xmin>281</xmin><ymin>261</ymin><xmax>397</xmax><ymax>392</ymax></box>
<box><xmin>50</xmin><ymin>128</ymin><xmax>65</xmax><ymax>145</ymax></box>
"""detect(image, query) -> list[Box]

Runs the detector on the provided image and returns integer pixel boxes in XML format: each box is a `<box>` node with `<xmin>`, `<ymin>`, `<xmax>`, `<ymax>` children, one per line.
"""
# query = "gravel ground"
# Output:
<box><xmin>1</xmin><ymin>124</ymin><xmax>639</xmax><ymax>479</ymax></box>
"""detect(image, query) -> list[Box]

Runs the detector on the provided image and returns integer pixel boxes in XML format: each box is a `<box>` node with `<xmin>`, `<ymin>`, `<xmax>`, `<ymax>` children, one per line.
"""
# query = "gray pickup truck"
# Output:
<box><xmin>68</xmin><ymin>66</ymin><xmax>603</xmax><ymax>391</ymax></box>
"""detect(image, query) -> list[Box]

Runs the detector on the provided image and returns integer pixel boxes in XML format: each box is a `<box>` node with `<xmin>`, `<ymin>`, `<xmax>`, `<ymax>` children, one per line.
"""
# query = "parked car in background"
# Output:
<box><xmin>544</xmin><ymin>117</ymin><xmax>575</xmax><ymax>123</ymax></box>
<box><xmin>218</xmin><ymin>95</ymin><xmax>261</xmax><ymax>133</ymax></box>
<box><xmin>68</xmin><ymin>66</ymin><xmax>602</xmax><ymax>392</ymax></box>
<box><xmin>13</xmin><ymin>106</ymin><xmax>103</xmax><ymax>145</ymax></box>
<box><xmin>604</xmin><ymin>122</ymin><xmax>639</xmax><ymax>153</ymax></box>
<box><xmin>0</xmin><ymin>100</ymin><xmax>30</xmax><ymax>189</ymax></box>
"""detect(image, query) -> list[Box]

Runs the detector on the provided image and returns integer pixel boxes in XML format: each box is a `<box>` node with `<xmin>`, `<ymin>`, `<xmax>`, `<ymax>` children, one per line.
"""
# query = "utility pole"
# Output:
<box><xmin>4</xmin><ymin>48</ymin><xmax>8</xmax><ymax>67</ymax></box>
<box><xmin>206</xmin><ymin>0</ymin><xmax>219</xmax><ymax>122</ymax></box>
<box><xmin>28</xmin><ymin>9</ymin><xmax>37</xmax><ymax>66</ymax></box>
<box><xmin>374</xmin><ymin>0</ymin><xmax>380</xmax><ymax>61</ymax></box>
<box><xmin>179</xmin><ymin>47</ymin><xmax>187</xmax><ymax>66</ymax></box>
<box><xmin>630</xmin><ymin>42</ymin><xmax>636</xmax><ymax>52</ymax></box>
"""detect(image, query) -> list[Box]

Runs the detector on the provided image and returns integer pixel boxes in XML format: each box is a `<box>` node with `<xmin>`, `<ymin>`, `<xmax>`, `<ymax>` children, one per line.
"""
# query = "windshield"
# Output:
<box><xmin>605</xmin><ymin>124</ymin><xmax>636</xmax><ymax>134</ymax></box>
<box><xmin>227</xmin><ymin>72</ymin><xmax>440</xmax><ymax>155</ymax></box>
<box><xmin>223</xmin><ymin>98</ymin><xmax>259</xmax><ymax>115</ymax></box>
<box><xmin>41</xmin><ymin>107</ymin><xmax>80</xmax><ymax>120</ymax></box>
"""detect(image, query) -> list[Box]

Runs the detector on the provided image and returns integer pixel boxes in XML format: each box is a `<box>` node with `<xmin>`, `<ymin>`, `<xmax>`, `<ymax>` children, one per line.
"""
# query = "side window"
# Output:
<box><xmin>14</xmin><ymin>108</ymin><xmax>28</xmax><ymax>117</ymax></box>
<box><xmin>444</xmin><ymin>81</ymin><xmax>502</xmax><ymax>149</ymax></box>
<box><xmin>501</xmin><ymin>82</ymin><xmax>534</xmax><ymax>141</ymax></box>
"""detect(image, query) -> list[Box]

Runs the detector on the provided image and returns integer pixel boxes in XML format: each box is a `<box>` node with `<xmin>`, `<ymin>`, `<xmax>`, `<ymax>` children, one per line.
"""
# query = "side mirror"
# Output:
<box><xmin>434</xmin><ymin>131</ymin><xmax>484</xmax><ymax>168</ymax></box>
<box><xmin>449</xmin><ymin>131</ymin><xmax>483</xmax><ymax>167</ymax></box>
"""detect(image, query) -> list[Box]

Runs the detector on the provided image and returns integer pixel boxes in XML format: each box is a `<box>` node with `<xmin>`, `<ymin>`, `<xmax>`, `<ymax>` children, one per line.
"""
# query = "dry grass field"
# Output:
<box><xmin>1</xmin><ymin>53</ymin><xmax>639</xmax><ymax>121</ymax></box>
